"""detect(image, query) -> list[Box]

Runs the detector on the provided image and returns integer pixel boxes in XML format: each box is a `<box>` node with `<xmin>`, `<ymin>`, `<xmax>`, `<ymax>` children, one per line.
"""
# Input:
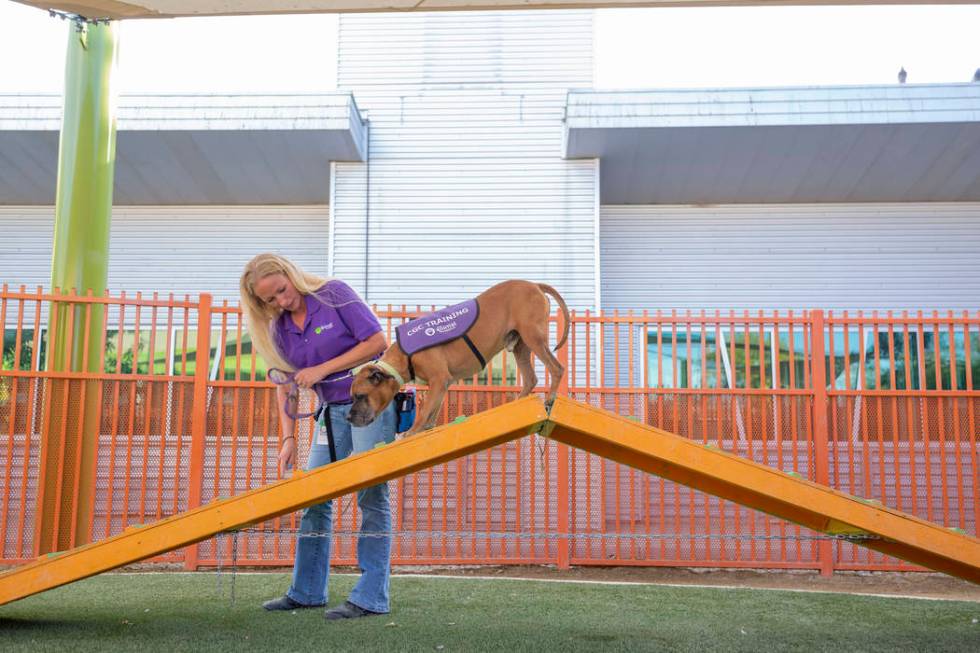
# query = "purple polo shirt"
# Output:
<box><xmin>274</xmin><ymin>280</ymin><xmax>382</xmax><ymax>405</ymax></box>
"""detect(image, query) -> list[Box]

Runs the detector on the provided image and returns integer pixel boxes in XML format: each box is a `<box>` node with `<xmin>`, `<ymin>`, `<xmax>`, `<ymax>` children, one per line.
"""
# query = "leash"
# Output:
<box><xmin>321</xmin><ymin>407</ymin><xmax>338</xmax><ymax>464</ymax></box>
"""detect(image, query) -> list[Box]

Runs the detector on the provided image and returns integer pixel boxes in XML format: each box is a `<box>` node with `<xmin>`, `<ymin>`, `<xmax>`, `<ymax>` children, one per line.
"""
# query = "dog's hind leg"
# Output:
<box><xmin>519</xmin><ymin>327</ymin><xmax>565</xmax><ymax>407</ymax></box>
<box><xmin>513</xmin><ymin>339</ymin><xmax>538</xmax><ymax>398</ymax></box>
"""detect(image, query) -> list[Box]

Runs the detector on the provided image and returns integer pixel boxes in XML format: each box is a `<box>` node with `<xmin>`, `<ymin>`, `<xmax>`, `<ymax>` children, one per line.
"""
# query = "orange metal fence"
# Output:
<box><xmin>1</xmin><ymin>285</ymin><xmax>977</xmax><ymax>574</ymax></box>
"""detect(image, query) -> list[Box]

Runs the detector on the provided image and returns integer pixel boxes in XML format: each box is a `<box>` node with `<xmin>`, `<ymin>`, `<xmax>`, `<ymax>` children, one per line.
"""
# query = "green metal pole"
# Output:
<box><xmin>38</xmin><ymin>18</ymin><xmax>118</xmax><ymax>553</ymax></box>
<box><xmin>50</xmin><ymin>18</ymin><xmax>117</xmax><ymax>339</ymax></box>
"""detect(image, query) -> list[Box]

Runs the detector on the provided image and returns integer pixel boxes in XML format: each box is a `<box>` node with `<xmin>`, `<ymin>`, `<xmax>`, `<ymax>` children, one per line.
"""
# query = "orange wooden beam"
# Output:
<box><xmin>3</xmin><ymin>393</ymin><xmax>977</xmax><ymax>609</ymax></box>
<box><xmin>0</xmin><ymin>396</ymin><xmax>549</xmax><ymax>606</ymax></box>
<box><xmin>546</xmin><ymin>396</ymin><xmax>980</xmax><ymax>584</ymax></box>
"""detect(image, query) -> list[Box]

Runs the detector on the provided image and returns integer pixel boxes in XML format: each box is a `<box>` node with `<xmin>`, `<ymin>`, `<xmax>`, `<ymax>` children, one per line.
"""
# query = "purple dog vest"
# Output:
<box><xmin>395</xmin><ymin>299</ymin><xmax>485</xmax><ymax>380</ymax></box>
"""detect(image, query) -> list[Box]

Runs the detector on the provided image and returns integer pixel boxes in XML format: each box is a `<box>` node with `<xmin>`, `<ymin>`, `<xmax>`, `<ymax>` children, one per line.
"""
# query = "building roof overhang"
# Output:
<box><xmin>18</xmin><ymin>1</ymin><xmax>963</xmax><ymax>20</ymax></box>
<box><xmin>0</xmin><ymin>93</ymin><xmax>365</xmax><ymax>205</ymax></box>
<box><xmin>563</xmin><ymin>83</ymin><xmax>980</xmax><ymax>204</ymax></box>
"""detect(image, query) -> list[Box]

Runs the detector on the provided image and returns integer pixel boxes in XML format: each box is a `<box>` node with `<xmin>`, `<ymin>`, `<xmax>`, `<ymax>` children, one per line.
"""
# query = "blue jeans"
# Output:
<box><xmin>286</xmin><ymin>401</ymin><xmax>396</xmax><ymax>612</ymax></box>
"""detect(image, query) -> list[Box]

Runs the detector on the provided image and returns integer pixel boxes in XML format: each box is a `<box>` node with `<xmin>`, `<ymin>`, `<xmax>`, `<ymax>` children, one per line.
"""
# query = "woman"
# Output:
<box><xmin>240</xmin><ymin>253</ymin><xmax>396</xmax><ymax>620</ymax></box>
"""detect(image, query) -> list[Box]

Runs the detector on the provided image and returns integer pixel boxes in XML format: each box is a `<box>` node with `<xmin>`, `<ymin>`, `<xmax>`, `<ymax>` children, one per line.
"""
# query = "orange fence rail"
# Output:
<box><xmin>1</xmin><ymin>285</ymin><xmax>977</xmax><ymax>574</ymax></box>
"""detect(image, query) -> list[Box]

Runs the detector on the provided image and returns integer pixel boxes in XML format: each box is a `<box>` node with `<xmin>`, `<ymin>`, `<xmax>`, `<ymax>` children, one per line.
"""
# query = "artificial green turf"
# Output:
<box><xmin>0</xmin><ymin>573</ymin><xmax>977</xmax><ymax>652</ymax></box>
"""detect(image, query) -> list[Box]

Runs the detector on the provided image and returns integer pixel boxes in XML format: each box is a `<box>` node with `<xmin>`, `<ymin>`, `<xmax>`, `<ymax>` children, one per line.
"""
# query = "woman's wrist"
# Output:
<box><xmin>282</xmin><ymin>435</ymin><xmax>295</xmax><ymax>442</ymax></box>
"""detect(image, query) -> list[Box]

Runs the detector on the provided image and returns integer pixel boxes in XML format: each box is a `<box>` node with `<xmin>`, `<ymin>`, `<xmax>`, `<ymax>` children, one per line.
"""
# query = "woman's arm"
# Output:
<box><xmin>276</xmin><ymin>383</ymin><xmax>298</xmax><ymax>475</ymax></box>
<box><xmin>293</xmin><ymin>331</ymin><xmax>388</xmax><ymax>388</ymax></box>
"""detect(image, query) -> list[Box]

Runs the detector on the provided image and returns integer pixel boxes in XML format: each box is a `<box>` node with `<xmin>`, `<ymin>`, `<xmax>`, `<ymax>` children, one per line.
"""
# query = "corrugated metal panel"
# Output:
<box><xmin>563</xmin><ymin>86</ymin><xmax>980</xmax><ymax>205</ymax></box>
<box><xmin>0</xmin><ymin>207</ymin><xmax>53</xmax><ymax>293</ymax></box>
<box><xmin>565</xmin><ymin>85</ymin><xmax>980</xmax><ymax>129</ymax></box>
<box><xmin>0</xmin><ymin>93</ymin><xmax>363</xmax><ymax>131</ymax></box>
<box><xmin>1</xmin><ymin>94</ymin><xmax>365</xmax><ymax>205</ymax></box>
<box><xmin>333</xmin><ymin>10</ymin><xmax>599</xmax><ymax>310</ymax></box>
<box><xmin>0</xmin><ymin>206</ymin><xmax>328</xmax><ymax>306</ymax></box>
<box><xmin>338</xmin><ymin>11</ymin><xmax>593</xmax><ymax>90</ymax></box>
<box><xmin>601</xmin><ymin>203</ymin><xmax>980</xmax><ymax>312</ymax></box>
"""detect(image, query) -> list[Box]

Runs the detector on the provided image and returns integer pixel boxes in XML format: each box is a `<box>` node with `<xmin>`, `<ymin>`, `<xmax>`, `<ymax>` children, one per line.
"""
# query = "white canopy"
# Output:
<box><xmin>15</xmin><ymin>1</ymin><xmax>961</xmax><ymax>20</ymax></box>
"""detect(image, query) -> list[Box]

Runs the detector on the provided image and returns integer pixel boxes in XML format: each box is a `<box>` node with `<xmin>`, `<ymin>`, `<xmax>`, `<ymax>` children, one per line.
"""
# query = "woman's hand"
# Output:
<box><xmin>279</xmin><ymin>437</ymin><xmax>297</xmax><ymax>476</ymax></box>
<box><xmin>293</xmin><ymin>363</ymin><xmax>329</xmax><ymax>389</ymax></box>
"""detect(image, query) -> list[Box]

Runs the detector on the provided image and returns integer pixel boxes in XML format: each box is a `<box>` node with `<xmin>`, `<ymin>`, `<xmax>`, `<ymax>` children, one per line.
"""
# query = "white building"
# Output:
<box><xmin>2</xmin><ymin>9</ymin><xmax>979</xmax><ymax>312</ymax></box>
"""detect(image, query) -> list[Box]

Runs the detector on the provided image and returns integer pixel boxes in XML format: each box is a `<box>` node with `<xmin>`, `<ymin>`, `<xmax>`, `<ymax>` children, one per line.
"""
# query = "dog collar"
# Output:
<box><xmin>354</xmin><ymin>360</ymin><xmax>406</xmax><ymax>387</ymax></box>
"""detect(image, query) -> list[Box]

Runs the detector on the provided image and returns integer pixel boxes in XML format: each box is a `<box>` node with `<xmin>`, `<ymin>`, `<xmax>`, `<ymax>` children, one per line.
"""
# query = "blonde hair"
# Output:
<box><xmin>239</xmin><ymin>253</ymin><xmax>329</xmax><ymax>371</ymax></box>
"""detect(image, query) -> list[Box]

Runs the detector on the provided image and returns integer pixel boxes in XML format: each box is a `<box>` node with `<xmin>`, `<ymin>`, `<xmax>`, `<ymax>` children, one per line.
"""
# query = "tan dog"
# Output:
<box><xmin>348</xmin><ymin>280</ymin><xmax>570</xmax><ymax>435</ymax></box>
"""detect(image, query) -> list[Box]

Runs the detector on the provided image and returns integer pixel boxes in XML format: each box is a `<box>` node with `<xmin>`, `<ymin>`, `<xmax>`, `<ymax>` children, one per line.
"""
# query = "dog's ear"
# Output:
<box><xmin>355</xmin><ymin>363</ymin><xmax>395</xmax><ymax>386</ymax></box>
<box><xmin>368</xmin><ymin>367</ymin><xmax>391</xmax><ymax>385</ymax></box>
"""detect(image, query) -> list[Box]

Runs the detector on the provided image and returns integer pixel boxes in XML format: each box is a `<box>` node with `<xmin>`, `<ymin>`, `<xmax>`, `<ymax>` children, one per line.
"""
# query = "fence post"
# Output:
<box><xmin>184</xmin><ymin>293</ymin><xmax>212</xmax><ymax>570</ymax></box>
<box><xmin>555</xmin><ymin>323</ymin><xmax>571</xmax><ymax>569</ymax></box>
<box><xmin>809</xmin><ymin>309</ymin><xmax>834</xmax><ymax>577</ymax></box>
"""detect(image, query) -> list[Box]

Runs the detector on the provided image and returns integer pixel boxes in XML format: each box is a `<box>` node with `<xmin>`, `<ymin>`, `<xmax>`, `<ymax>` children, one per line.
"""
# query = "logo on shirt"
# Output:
<box><xmin>314</xmin><ymin>322</ymin><xmax>334</xmax><ymax>335</ymax></box>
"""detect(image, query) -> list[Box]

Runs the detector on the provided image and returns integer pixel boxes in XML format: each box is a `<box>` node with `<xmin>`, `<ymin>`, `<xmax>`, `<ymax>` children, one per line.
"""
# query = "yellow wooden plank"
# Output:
<box><xmin>546</xmin><ymin>396</ymin><xmax>980</xmax><ymax>585</ymax></box>
<box><xmin>3</xmin><ymin>392</ymin><xmax>977</xmax><ymax>608</ymax></box>
<box><xmin>0</xmin><ymin>396</ymin><xmax>549</xmax><ymax>606</ymax></box>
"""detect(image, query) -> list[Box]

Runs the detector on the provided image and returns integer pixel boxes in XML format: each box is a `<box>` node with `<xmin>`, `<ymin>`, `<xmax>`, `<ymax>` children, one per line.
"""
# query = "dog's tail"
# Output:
<box><xmin>537</xmin><ymin>283</ymin><xmax>570</xmax><ymax>352</ymax></box>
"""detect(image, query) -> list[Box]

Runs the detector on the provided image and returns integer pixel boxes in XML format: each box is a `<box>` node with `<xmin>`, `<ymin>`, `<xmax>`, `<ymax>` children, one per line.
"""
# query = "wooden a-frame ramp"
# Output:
<box><xmin>1</xmin><ymin>395</ymin><xmax>978</xmax><ymax>606</ymax></box>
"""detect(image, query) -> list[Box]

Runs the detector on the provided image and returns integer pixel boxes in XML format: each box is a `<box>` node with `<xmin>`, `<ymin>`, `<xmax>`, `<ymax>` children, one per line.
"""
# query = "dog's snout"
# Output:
<box><xmin>347</xmin><ymin>409</ymin><xmax>368</xmax><ymax>425</ymax></box>
<box><xmin>347</xmin><ymin>394</ymin><xmax>376</xmax><ymax>427</ymax></box>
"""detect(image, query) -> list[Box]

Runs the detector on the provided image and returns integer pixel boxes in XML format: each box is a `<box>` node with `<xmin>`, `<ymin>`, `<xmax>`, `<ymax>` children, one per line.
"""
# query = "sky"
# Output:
<box><xmin>0</xmin><ymin>1</ymin><xmax>978</xmax><ymax>93</ymax></box>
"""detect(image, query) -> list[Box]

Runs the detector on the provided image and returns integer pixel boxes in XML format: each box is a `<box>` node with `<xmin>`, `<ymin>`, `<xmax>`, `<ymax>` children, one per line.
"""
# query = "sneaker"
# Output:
<box><xmin>323</xmin><ymin>600</ymin><xmax>385</xmax><ymax>620</ymax></box>
<box><xmin>262</xmin><ymin>595</ymin><xmax>323</xmax><ymax>611</ymax></box>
